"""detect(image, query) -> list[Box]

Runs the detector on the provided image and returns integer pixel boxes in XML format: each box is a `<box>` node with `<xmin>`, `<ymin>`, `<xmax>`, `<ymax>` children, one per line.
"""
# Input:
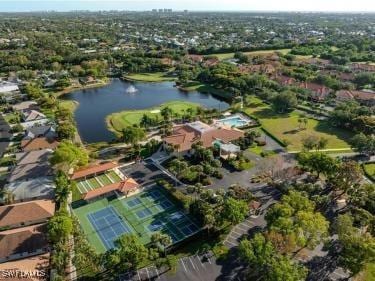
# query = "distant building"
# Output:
<box><xmin>335</xmin><ymin>90</ymin><xmax>375</xmax><ymax>106</ymax></box>
<box><xmin>299</xmin><ymin>82</ymin><xmax>332</xmax><ymax>102</ymax></box>
<box><xmin>163</xmin><ymin>121</ymin><xmax>244</xmax><ymax>154</ymax></box>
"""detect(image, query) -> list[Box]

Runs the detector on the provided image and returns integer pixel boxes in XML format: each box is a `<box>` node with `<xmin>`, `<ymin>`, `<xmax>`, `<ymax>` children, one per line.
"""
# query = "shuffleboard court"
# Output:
<box><xmin>88</xmin><ymin>206</ymin><xmax>133</xmax><ymax>250</ymax></box>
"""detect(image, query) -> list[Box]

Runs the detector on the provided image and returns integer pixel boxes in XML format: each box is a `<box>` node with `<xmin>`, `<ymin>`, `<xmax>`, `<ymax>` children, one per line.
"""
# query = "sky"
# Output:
<box><xmin>0</xmin><ymin>0</ymin><xmax>374</xmax><ymax>12</ymax></box>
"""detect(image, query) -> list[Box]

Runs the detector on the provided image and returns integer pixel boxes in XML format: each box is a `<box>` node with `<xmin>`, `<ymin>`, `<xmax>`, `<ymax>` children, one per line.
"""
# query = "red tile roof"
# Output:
<box><xmin>82</xmin><ymin>178</ymin><xmax>139</xmax><ymax>201</ymax></box>
<box><xmin>71</xmin><ymin>162</ymin><xmax>118</xmax><ymax>180</ymax></box>
<box><xmin>163</xmin><ymin>122</ymin><xmax>244</xmax><ymax>152</ymax></box>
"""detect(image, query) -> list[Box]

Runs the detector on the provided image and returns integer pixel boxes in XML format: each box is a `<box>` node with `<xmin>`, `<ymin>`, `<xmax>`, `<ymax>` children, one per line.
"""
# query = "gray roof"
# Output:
<box><xmin>24</xmin><ymin>125</ymin><xmax>56</xmax><ymax>139</ymax></box>
<box><xmin>5</xmin><ymin>177</ymin><xmax>55</xmax><ymax>202</ymax></box>
<box><xmin>9</xmin><ymin>150</ymin><xmax>53</xmax><ymax>182</ymax></box>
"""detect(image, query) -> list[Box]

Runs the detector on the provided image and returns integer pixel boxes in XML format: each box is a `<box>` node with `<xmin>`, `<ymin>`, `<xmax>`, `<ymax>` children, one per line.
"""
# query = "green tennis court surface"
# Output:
<box><xmin>76</xmin><ymin>170</ymin><xmax>123</xmax><ymax>194</ymax></box>
<box><xmin>73</xmin><ymin>184</ymin><xmax>201</xmax><ymax>253</ymax></box>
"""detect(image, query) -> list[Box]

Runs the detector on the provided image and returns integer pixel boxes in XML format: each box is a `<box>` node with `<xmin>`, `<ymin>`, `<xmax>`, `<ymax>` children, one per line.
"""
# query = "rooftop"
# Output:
<box><xmin>71</xmin><ymin>162</ymin><xmax>118</xmax><ymax>180</ymax></box>
<box><xmin>0</xmin><ymin>200</ymin><xmax>55</xmax><ymax>229</ymax></box>
<box><xmin>0</xmin><ymin>224</ymin><xmax>48</xmax><ymax>260</ymax></box>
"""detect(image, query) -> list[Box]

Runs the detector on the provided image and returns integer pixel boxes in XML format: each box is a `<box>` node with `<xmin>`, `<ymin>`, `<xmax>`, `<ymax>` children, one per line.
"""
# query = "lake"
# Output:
<box><xmin>65</xmin><ymin>79</ymin><xmax>230</xmax><ymax>143</ymax></box>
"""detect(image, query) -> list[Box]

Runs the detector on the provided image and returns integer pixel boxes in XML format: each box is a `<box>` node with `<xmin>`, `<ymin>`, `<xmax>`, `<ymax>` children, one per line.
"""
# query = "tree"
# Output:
<box><xmin>336</xmin><ymin>214</ymin><xmax>375</xmax><ymax>276</ymax></box>
<box><xmin>350</xmin><ymin>133</ymin><xmax>375</xmax><ymax>156</ymax></box>
<box><xmin>56</xmin><ymin>122</ymin><xmax>76</xmax><ymax>140</ymax></box>
<box><xmin>302</xmin><ymin>135</ymin><xmax>328</xmax><ymax>151</ymax></box>
<box><xmin>107</xmin><ymin>234</ymin><xmax>148</xmax><ymax>272</ymax></box>
<box><xmin>266</xmin><ymin>191</ymin><xmax>329</xmax><ymax>250</ymax></box>
<box><xmin>267</xmin><ymin>255</ymin><xmax>307</xmax><ymax>281</ymax></box>
<box><xmin>160</xmin><ymin>106</ymin><xmax>173</xmax><ymax>122</ymax></box>
<box><xmin>297</xmin><ymin>152</ymin><xmax>338</xmax><ymax>178</ymax></box>
<box><xmin>47</xmin><ymin>213</ymin><xmax>73</xmax><ymax>243</ymax></box>
<box><xmin>151</xmin><ymin>232</ymin><xmax>173</xmax><ymax>255</ymax></box>
<box><xmin>54</xmin><ymin>171</ymin><xmax>71</xmax><ymax>205</ymax></box>
<box><xmin>330</xmin><ymin>161</ymin><xmax>362</xmax><ymax>193</ymax></box>
<box><xmin>122</xmin><ymin>126</ymin><xmax>146</xmax><ymax>145</ymax></box>
<box><xmin>24</xmin><ymin>84</ymin><xmax>43</xmax><ymax>99</ymax></box>
<box><xmin>271</xmin><ymin>90</ymin><xmax>298</xmax><ymax>113</ymax></box>
<box><xmin>222</xmin><ymin>197</ymin><xmax>248</xmax><ymax>225</ymax></box>
<box><xmin>239</xmin><ymin>233</ymin><xmax>307</xmax><ymax>281</ymax></box>
<box><xmin>50</xmin><ymin>141</ymin><xmax>89</xmax><ymax>172</ymax></box>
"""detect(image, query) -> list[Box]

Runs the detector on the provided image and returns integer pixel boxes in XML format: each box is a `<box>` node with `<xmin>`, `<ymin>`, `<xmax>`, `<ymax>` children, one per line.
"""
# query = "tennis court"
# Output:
<box><xmin>76</xmin><ymin>170</ymin><xmax>123</xmax><ymax>194</ymax></box>
<box><xmin>73</xmin><ymin>184</ymin><xmax>201</xmax><ymax>253</ymax></box>
<box><xmin>88</xmin><ymin>206</ymin><xmax>133</xmax><ymax>250</ymax></box>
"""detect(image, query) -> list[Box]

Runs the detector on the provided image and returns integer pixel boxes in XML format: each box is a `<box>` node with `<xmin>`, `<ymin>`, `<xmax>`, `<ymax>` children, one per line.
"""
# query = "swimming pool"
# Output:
<box><xmin>216</xmin><ymin>114</ymin><xmax>251</xmax><ymax>128</ymax></box>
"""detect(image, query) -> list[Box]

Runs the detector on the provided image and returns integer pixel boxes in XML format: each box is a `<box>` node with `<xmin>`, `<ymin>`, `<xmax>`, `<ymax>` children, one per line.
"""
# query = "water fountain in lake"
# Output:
<box><xmin>125</xmin><ymin>85</ymin><xmax>138</xmax><ymax>94</ymax></box>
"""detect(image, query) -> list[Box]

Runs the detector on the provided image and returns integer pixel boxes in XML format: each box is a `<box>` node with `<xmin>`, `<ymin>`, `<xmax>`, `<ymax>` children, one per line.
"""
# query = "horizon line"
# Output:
<box><xmin>1</xmin><ymin>9</ymin><xmax>375</xmax><ymax>13</ymax></box>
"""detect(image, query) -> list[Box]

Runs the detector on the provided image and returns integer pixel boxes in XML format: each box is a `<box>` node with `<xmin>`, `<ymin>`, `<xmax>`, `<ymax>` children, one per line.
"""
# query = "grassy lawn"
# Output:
<box><xmin>363</xmin><ymin>163</ymin><xmax>375</xmax><ymax>180</ymax></box>
<box><xmin>248</xmin><ymin>145</ymin><xmax>263</xmax><ymax>155</ymax></box>
<box><xmin>107</xmin><ymin>101</ymin><xmax>201</xmax><ymax>134</ymax></box>
<box><xmin>356</xmin><ymin>263</ymin><xmax>375</xmax><ymax>281</ymax></box>
<box><xmin>59</xmin><ymin>100</ymin><xmax>78</xmax><ymax>112</ymax></box>
<box><xmin>123</xmin><ymin>72</ymin><xmax>176</xmax><ymax>82</ymax></box>
<box><xmin>211</xmin><ymin>48</ymin><xmax>291</xmax><ymax>60</ymax></box>
<box><xmin>243</xmin><ymin>99</ymin><xmax>353</xmax><ymax>151</ymax></box>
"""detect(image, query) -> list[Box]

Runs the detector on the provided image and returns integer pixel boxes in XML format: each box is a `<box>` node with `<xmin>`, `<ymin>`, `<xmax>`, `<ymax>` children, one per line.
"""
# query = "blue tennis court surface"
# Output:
<box><xmin>136</xmin><ymin>208</ymin><xmax>152</xmax><ymax>219</ymax></box>
<box><xmin>88</xmin><ymin>206</ymin><xmax>133</xmax><ymax>250</ymax></box>
<box><xmin>127</xmin><ymin>197</ymin><xmax>142</xmax><ymax>208</ymax></box>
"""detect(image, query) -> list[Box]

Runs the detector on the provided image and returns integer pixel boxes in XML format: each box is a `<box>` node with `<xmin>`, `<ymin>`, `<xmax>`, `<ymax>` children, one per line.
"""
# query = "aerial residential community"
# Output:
<box><xmin>0</xmin><ymin>2</ymin><xmax>374</xmax><ymax>281</ymax></box>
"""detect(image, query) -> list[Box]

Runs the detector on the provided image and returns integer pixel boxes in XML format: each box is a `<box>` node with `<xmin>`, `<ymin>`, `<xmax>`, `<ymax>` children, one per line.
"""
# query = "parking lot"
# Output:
<box><xmin>119</xmin><ymin>252</ymin><xmax>223</xmax><ymax>281</ymax></box>
<box><xmin>119</xmin><ymin>160</ymin><xmax>176</xmax><ymax>187</ymax></box>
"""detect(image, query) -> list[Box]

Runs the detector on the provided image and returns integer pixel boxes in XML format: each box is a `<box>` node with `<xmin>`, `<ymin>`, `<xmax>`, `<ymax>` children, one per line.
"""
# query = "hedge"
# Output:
<box><xmin>260</xmin><ymin>127</ymin><xmax>287</xmax><ymax>147</ymax></box>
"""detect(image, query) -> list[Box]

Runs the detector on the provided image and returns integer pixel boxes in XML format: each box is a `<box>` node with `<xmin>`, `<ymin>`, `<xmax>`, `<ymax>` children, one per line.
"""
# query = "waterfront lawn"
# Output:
<box><xmin>243</xmin><ymin>101</ymin><xmax>353</xmax><ymax>151</ymax></box>
<box><xmin>123</xmin><ymin>72</ymin><xmax>176</xmax><ymax>82</ymax></box>
<box><xmin>212</xmin><ymin>48</ymin><xmax>291</xmax><ymax>60</ymax></box>
<box><xmin>107</xmin><ymin>101</ymin><xmax>201</xmax><ymax>133</ymax></box>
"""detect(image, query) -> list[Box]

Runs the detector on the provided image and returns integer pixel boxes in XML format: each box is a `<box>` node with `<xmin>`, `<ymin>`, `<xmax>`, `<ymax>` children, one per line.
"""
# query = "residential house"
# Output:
<box><xmin>21</xmin><ymin>137</ymin><xmax>59</xmax><ymax>152</ymax></box>
<box><xmin>186</xmin><ymin>54</ymin><xmax>204</xmax><ymax>64</ymax></box>
<box><xmin>274</xmin><ymin>75</ymin><xmax>296</xmax><ymax>86</ymax></box>
<box><xmin>0</xmin><ymin>200</ymin><xmax>54</xmax><ymax>230</ymax></box>
<box><xmin>21</xmin><ymin>110</ymin><xmax>49</xmax><ymax>129</ymax></box>
<box><xmin>0</xmin><ymin>253</ymin><xmax>49</xmax><ymax>281</ymax></box>
<box><xmin>203</xmin><ymin>58</ymin><xmax>220</xmax><ymax>68</ymax></box>
<box><xmin>350</xmin><ymin>63</ymin><xmax>375</xmax><ymax>73</ymax></box>
<box><xmin>0</xmin><ymin>224</ymin><xmax>49</xmax><ymax>263</ymax></box>
<box><xmin>163</xmin><ymin>121</ymin><xmax>244</xmax><ymax>154</ymax></box>
<box><xmin>0</xmin><ymin>253</ymin><xmax>50</xmax><ymax>281</ymax></box>
<box><xmin>4</xmin><ymin>149</ymin><xmax>55</xmax><ymax>202</ymax></box>
<box><xmin>12</xmin><ymin>101</ymin><xmax>39</xmax><ymax>112</ymax></box>
<box><xmin>299</xmin><ymin>82</ymin><xmax>332</xmax><ymax>102</ymax></box>
<box><xmin>0</xmin><ymin>81</ymin><xmax>22</xmax><ymax>102</ymax></box>
<box><xmin>24</xmin><ymin>125</ymin><xmax>56</xmax><ymax>140</ymax></box>
<box><xmin>336</xmin><ymin>90</ymin><xmax>375</xmax><ymax>106</ymax></box>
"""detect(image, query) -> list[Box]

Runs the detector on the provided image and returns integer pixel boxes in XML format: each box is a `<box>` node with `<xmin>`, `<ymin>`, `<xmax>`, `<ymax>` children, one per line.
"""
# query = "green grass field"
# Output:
<box><xmin>73</xmin><ymin>185</ymin><xmax>200</xmax><ymax>253</ymax></box>
<box><xmin>123</xmin><ymin>72</ymin><xmax>176</xmax><ymax>82</ymax></box>
<box><xmin>106</xmin><ymin>101</ymin><xmax>201</xmax><ymax>133</ymax></box>
<box><xmin>212</xmin><ymin>48</ymin><xmax>291</xmax><ymax>60</ymax></box>
<box><xmin>243</xmin><ymin>97</ymin><xmax>353</xmax><ymax>151</ymax></box>
<box><xmin>363</xmin><ymin>163</ymin><xmax>375</xmax><ymax>180</ymax></box>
